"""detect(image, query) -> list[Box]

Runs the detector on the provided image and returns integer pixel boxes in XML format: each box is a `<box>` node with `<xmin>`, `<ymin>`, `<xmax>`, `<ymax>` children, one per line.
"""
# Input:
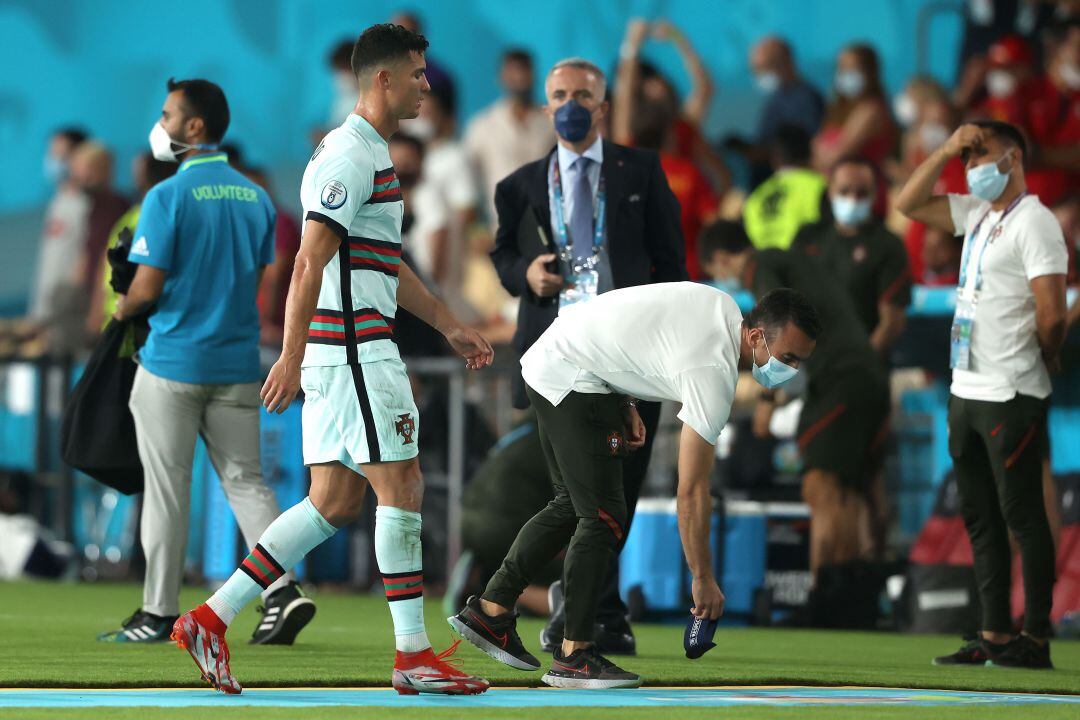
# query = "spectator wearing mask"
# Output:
<box><xmin>28</xmin><ymin>127</ymin><xmax>90</xmax><ymax>327</ymax></box>
<box><xmin>953</xmin><ymin>0</ymin><xmax>1058</xmax><ymax>110</ymax></box>
<box><xmin>613</xmin><ymin>19</ymin><xmax>730</xmax><ymax>194</ymax></box>
<box><xmin>729</xmin><ymin>35</ymin><xmax>825</xmax><ymax>187</ymax></box>
<box><xmin>630</xmin><ymin>100</ymin><xmax>718</xmax><ymax>280</ymax></box>
<box><xmin>309</xmin><ymin>40</ymin><xmax>360</xmax><ymax>148</ymax></box>
<box><xmin>893</xmin><ymin>76</ymin><xmax>949</xmax><ymax>134</ymax></box>
<box><xmin>464</xmin><ymin>49</ymin><xmax>556</xmax><ymax>225</ymax></box>
<box><xmin>813</xmin><ymin>44</ymin><xmax>897</xmax><ymax>178</ymax></box>
<box><xmin>402</xmin><ymin>84</ymin><xmax>477</xmax><ymax>297</ymax></box>
<box><xmin>792</xmin><ymin>156</ymin><xmax>911</xmax><ymax>360</ymax></box>
<box><xmin>922</xmin><ymin>225</ymin><xmax>964</xmax><ymax>287</ymax></box>
<box><xmin>98</xmin><ymin>153</ymin><xmax>177</xmax><ymax>329</ymax></box>
<box><xmin>899</xmin><ymin>93</ymin><xmax>966</xmax><ymax>281</ymax></box>
<box><xmin>969</xmin><ymin>34</ymin><xmax>1036</xmax><ymax>124</ymax></box>
<box><xmin>743</xmin><ymin>125</ymin><xmax>827</xmax><ymax>252</ymax></box>
<box><xmin>388</xmin><ymin>133</ymin><xmax>450</xmax><ymax>291</ymax></box>
<box><xmin>328</xmin><ymin>39</ymin><xmax>359</xmax><ymax>126</ymax></box>
<box><xmin>69</xmin><ymin>141</ymin><xmax>130</xmax><ymax>335</ymax></box>
<box><xmin>100</xmin><ymin>78</ymin><xmax>310</xmax><ymax>646</ymax></box>
<box><xmin>897</xmin><ymin>120</ymin><xmax>1067</xmax><ymax>670</ymax></box>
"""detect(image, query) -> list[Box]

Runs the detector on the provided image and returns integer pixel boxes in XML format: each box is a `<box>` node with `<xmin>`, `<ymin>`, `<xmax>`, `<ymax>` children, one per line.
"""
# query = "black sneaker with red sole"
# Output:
<box><xmin>448</xmin><ymin>595</ymin><xmax>540</xmax><ymax>671</ymax></box>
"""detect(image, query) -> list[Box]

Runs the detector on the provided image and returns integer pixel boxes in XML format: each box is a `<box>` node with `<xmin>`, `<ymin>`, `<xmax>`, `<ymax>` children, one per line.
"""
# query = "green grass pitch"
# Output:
<box><xmin>1</xmin><ymin>580</ymin><xmax>1078</xmax><ymax>720</ymax></box>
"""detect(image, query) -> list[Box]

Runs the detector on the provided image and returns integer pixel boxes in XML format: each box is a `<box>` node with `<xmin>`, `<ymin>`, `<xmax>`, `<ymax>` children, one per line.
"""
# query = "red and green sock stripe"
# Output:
<box><xmin>239</xmin><ymin>543</ymin><xmax>285</xmax><ymax>590</ymax></box>
<box><xmin>382</xmin><ymin>570</ymin><xmax>423</xmax><ymax>602</ymax></box>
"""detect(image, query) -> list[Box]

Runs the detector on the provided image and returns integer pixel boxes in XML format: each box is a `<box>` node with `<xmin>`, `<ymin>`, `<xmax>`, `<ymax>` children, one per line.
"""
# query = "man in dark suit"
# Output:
<box><xmin>489</xmin><ymin>57</ymin><xmax>686</xmax><ymax>655</ymax></box>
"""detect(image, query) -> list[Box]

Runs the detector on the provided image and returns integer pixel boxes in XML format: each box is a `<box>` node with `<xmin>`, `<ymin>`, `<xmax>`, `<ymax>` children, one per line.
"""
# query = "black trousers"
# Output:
<box><xmin>948</xmin><ymin>393</ymin><xmax>1055</xmax><ymax>638</ymax></box>
<box><xmin>595</xmin><ymin>400</ymin><xmax>660</xmax><ymax>625</ymax></box>
<box><xmin>484</xmin><ymin>389</ymin><xmax>629</xmax><ymax>641</ymax></box>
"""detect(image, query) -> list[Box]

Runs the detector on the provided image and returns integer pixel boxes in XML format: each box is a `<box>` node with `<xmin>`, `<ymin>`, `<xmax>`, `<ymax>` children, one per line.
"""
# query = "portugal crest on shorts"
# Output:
<box><xmin>607</xmin><ymin>431</ymin><xmax>623</xmax><ymax>456</ymax></box>
<box><xmin>395</xmin><ymin>413</ymin><xmax>416</xmax><ymax>445</ymax></box>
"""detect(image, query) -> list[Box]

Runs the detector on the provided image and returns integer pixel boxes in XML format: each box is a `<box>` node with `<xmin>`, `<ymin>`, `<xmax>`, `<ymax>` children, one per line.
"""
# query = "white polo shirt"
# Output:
<box><xmin>948</xmin><ymin>192</ymin><xmax>1067</xmax><ymax>402</ymax></box>
<box><xmin>520</xmin><ymin>282</ymin><xmax>744</xmax><ymax>445</ymax></box>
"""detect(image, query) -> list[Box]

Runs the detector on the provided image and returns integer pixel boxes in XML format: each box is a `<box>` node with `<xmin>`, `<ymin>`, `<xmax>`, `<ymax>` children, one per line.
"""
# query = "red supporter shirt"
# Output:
<box><xmin>659</xmin><ymin>153</ymin><xmax>717</xmax><ymax>280</ymax></box>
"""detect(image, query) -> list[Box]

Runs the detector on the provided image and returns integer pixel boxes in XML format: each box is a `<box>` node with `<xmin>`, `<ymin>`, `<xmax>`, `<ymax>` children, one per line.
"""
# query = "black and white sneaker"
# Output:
<box><xmin>448</xmin><ymin>595</ymin><xmax>541</xmax><ymax>671</ymax></box>
<box><xmin>932</xmin><ymin>634</ymin><xmax>1007</xmax><ymax>666</ymax></box>
<box><xmin>540</xmin><ymin>580</ymin><xmax>565</xmax><ymax>654</ymax></box>
<box><xmin>97</xmin><ymin>609</ymin><xmax>178</xmax><ymax>643</ymax></box>
<box><xmin>542</xmin><ymin>645</ymin><xmax>642</xmax><ymax>689</ymax></box>
<box><xmin>249</xmin><ymin>581</ymin><xmax>316</xmax><ymax>645</ymax></box>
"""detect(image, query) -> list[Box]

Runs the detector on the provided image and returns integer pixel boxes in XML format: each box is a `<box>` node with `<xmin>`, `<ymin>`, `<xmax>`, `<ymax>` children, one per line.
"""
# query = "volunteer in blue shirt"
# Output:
<box><xmin>100</xmin><ymin>78</ymin><xmax>313</xmax><ymax>646</ymax></box>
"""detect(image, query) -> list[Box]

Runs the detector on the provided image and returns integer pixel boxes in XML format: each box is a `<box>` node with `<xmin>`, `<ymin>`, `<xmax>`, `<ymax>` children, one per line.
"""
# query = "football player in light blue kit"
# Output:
<box><xmin>172</xmin><ymin>24</ymin><xmax>493</xmax><ymax>696</ymax></box>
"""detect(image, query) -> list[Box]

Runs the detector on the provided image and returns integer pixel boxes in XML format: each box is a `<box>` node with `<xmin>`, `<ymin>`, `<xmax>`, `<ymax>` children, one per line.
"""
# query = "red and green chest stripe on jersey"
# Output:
<box><xmin>366</xmin><ymin>167</ymin><xmax>402</xmax><ymax>204</ymax></box>
<box><xmin>348</xmin><ymin>237</ymin><xmax>401</xmax><ymax>277</ymax></box>
<box><xmin>308</xmin><ymin>308</ymin><xmax>395</xmax><ymax>346</ymax></box>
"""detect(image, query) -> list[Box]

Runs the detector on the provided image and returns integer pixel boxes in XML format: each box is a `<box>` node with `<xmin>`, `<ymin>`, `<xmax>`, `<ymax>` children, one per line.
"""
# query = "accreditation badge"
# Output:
<box><xmin>559</xmin><ymin>267</ymin><xmax>599</xmax><ymax>314</ymax></box>
<box><xmin>949</xmin><ymin>290</ymin><xmax>977</xmax><ymax>371</ymax></box>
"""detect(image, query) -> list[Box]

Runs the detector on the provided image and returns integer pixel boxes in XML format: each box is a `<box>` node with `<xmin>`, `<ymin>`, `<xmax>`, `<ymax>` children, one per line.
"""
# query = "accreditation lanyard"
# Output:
<box><xmin>549</xmin><ymin>153</ymin><xmax>606</xmax><ymax>270</ymax></box>
<box><xmin>958</xmin><ymin>192</ymin><xmax>1027</xmax><ymax>295</ymax></box>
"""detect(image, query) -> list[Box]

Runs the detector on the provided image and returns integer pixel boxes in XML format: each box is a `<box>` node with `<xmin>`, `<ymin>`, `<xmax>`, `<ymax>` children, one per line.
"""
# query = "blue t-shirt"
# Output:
<box><xmin>129</xmin><ymin>153</ymin><xmax>276</xmax><ymax>384</ymax></box>
<box><xmin>756</xmin><ymin>79</ymin><xmax>825</xmax><ymax>145</ymax></box>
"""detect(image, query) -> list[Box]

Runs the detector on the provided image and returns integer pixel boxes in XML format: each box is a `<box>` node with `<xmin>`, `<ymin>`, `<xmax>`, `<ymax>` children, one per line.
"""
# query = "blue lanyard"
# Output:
<box><xmin>549</xmin><ymin>154</ymin><xmax>606</xmax><ymax>258</ymax></box>
<box><xmin>958</xmin><ymin>192</ymin><xmax>1027</xmax><ymax>292</ymax></box>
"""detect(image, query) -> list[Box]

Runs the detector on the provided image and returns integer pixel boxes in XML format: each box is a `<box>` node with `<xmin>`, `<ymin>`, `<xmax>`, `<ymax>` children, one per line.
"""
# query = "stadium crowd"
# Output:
<box><xmin>5</xmin><ymin>0</ymin><xmax>1080</xmax><ymax>662</ymax></box>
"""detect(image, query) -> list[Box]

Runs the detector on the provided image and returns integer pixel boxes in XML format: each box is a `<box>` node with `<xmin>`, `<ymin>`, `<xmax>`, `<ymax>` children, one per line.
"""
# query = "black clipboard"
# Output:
<box><xmin>516</xmin><ymin>205</ymin><xmax>558</xmax><ymax>273</ymax></box>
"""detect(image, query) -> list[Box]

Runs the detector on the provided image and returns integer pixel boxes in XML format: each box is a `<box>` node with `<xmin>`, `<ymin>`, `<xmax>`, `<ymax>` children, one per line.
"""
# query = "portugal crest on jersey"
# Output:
<box><xmin>395</xmin><ymin>413</ymin><xmax>416</xmax><ymax>445</ymax></box>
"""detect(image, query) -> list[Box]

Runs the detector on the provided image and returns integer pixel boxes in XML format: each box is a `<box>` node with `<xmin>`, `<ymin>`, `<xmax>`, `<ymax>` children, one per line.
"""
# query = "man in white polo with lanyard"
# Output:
<box><xmin>898</xmin><ymin>119</ymin><xmax>1068</xmax><ymax>670</ymax></box>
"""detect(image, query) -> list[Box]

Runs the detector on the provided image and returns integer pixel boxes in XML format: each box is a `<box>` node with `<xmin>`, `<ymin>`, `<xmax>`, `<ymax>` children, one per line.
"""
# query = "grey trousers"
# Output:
<box><xmin>129</xmin><ymin>365</ymin><xmax>292</xmax><ymax>616</ymax></box>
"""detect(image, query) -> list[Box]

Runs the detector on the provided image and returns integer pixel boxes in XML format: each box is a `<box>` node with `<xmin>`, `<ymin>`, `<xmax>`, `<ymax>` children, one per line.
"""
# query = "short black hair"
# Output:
<box><xmin>389</xmin><ymin>132</ymin><xmax>425</xmax><ymax>162</ymax></box>
<box><xmin>351</xmin><ymin>23</ymin><xmax>429</xmax><ymax>78</ymax></box>
<box><xmin>53</xmin><ymin>126</ymin><xmax>88</xmax><ymax>148</ymax></box>
<box><xmin>966</xmin><ymin>118</ymin><xmax>1028</xmax><ymax>161</ymax></box>
<box><xmin>828</xmin><ymin>154</ymin><xmax>877</xmax><ymax>183</ymax></box>
<box><xmin>502</xmin><ymin>48</ymin><xmax>533</xmax><ymax>68</ymax></box>
<box><xmin>745</xmin><ymin>288</ymin><xmax>822</xmax><ymax>341</ymax></box>
<box><xmin>771</xmin><ymin>124</ymin><xmax>811</xmax><ymax>166</ymax></box>
<box><xmin>166</xmin><ymin>77</ymin><xmax>230</xmax><ymax>143</ymax></box>
<box><xmin>698</xmin><ymin>220</ymin><xmax>752</xmax><ymax>267</ymax></box>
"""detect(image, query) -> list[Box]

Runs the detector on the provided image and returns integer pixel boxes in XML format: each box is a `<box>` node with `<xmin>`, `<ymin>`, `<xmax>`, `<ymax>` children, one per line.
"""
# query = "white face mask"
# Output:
<box><xmin>919</xmin><ymin>122</ymin><xmax>951</xmax><ymax>153</ymax></box>
<box><xmin>893</xmin><ymin>92</ymin><xmax>917</xmax><ymax>127</ymax></box>
<box><xmin>148</xmin><ymin>121</ymin><xmax>215</xmax><ymax>163</ymax></box>
<box><xmin>835</xmin><ymin>69</ymin><xmax>866</xmax><ymax>98</ymax></box>
<box><xmin>756</xmin><ymin>71</ymin><xmax>781</xmax><ymax>94</ymax></box>
<box><xmin>986</xmin><ymin>69</ymin><xmax>1018</xmax><ymax>99</ymax></box>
